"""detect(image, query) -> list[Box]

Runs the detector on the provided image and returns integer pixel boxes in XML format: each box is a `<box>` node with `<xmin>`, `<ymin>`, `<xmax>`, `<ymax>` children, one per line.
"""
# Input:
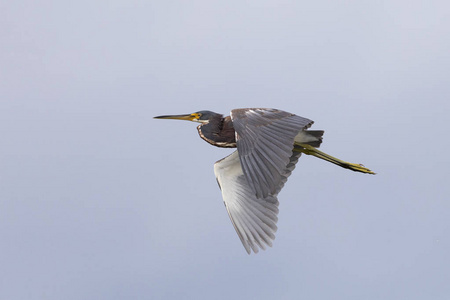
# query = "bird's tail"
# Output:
<box><xmin>294</xmin><ymin>143</ymin><xmax>375</xmax><ymax>174</ymax></box>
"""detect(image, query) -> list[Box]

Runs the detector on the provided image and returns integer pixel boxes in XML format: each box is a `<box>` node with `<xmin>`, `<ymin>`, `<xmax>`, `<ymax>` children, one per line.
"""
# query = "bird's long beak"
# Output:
<box><xmin>154</xmin><ymin>113</ymin><xmax>197</xmax><ymax>121</ymax></box>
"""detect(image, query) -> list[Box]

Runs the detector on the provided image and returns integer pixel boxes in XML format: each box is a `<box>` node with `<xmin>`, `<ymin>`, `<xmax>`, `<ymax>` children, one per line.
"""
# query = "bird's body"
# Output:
<box><xmin>154</xmin><ymin>108</ymin><xmax>374</xmax><ymax>254</ymax></box>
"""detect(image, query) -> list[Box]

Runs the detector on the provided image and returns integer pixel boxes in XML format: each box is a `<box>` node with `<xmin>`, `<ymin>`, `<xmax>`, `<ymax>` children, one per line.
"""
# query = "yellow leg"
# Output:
<box><xmin>294</xmin><ymin>144</ymin><xmax>375</xmax><ymax>174</ymax></box>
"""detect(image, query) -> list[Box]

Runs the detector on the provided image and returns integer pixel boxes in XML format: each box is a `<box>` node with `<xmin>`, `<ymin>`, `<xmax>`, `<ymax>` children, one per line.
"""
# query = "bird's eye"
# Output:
<box><xmin>191</xmin><ymin>113</ymin><xmax>201</xmax><ymax>120</ymax></box>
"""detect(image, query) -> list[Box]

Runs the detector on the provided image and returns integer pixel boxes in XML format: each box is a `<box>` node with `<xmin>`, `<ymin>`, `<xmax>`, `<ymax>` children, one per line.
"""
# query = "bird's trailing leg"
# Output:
<box><xmin>294</xmin><ymin>144</ymin><xmax>375</xmax><ymax>174</ymax></box>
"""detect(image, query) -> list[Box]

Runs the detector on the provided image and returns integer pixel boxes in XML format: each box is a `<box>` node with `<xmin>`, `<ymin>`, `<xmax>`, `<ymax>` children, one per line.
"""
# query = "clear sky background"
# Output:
<box><xmin>1</xmin><ymin>0</ymin><xmax>450</xmax><ymax>299</ymax></box>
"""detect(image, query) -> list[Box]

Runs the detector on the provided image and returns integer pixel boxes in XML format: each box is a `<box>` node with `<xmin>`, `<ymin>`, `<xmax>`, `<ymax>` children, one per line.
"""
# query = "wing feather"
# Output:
<box><xmin>231</xmin><ymin>108</ymin><xmax>313</xmax><ymax>198</ymax></box>
<box><xmin>214</xmin><ymin>150</ymin><xmax>279</xmax><ymax>254</ymax></box>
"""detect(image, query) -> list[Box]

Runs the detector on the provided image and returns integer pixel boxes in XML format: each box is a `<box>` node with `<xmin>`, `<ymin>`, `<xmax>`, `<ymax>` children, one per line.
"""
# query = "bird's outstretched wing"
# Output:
<box><xmin>214</xmin><ymin>150</ymin><xmax>301</xmax><ymax>254</ymax></box>
<box><xmin>231</xmin><ymin>108</ymin><xmax>313</xmax><ymax>198</ymax></box>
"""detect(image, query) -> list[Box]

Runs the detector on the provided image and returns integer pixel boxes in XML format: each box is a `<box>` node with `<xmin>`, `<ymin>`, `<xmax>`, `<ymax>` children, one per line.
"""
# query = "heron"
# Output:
<box><xmin>154</xmin><ymin>108</ymin><xmax>374</xmax><ymax>254</ymax></box>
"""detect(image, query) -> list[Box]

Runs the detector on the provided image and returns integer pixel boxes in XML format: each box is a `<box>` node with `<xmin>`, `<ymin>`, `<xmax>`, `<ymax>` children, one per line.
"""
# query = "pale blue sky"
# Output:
<box><xmin>1</xmin><ymin>0</ymin><xmax>450</xmax><ymax>299</ymax></box>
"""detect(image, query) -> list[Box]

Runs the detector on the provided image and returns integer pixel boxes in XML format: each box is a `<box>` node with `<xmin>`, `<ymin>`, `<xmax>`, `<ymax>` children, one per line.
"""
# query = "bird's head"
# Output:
<box><xmin>154</xmin><ymin>110</ymin><xmax>222</xmax><ymax>124</ymax></box>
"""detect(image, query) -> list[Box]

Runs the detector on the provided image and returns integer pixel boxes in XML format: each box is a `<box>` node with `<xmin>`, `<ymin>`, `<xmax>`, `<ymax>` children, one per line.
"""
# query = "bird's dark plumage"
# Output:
<box><xmin>196</xmin><ymin>115</ymin><xmax>236</xmax><ymax>148</ymax></box>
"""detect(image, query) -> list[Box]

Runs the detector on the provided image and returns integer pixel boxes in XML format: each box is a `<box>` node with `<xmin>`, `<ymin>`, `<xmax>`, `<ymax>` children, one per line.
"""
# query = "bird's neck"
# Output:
<box><xmin>197</xmin><ymin>116</ymin><xmax>237</xmax><ymax>148</ymax></box>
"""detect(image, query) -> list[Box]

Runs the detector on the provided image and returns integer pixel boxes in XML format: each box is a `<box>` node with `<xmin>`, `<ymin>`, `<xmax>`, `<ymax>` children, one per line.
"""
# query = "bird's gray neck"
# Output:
<box><xmin>197</xmin><ymin>116</ymin><xmax>237</xmax><ymax>148</ymax></box>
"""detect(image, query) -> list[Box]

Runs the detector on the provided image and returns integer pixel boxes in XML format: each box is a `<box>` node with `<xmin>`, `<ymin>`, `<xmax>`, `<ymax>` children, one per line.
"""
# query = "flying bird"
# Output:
<box><xmin>154</xmin><ymin>108</ymin><xmax>374</xmax><ymax>254</ymax></box>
